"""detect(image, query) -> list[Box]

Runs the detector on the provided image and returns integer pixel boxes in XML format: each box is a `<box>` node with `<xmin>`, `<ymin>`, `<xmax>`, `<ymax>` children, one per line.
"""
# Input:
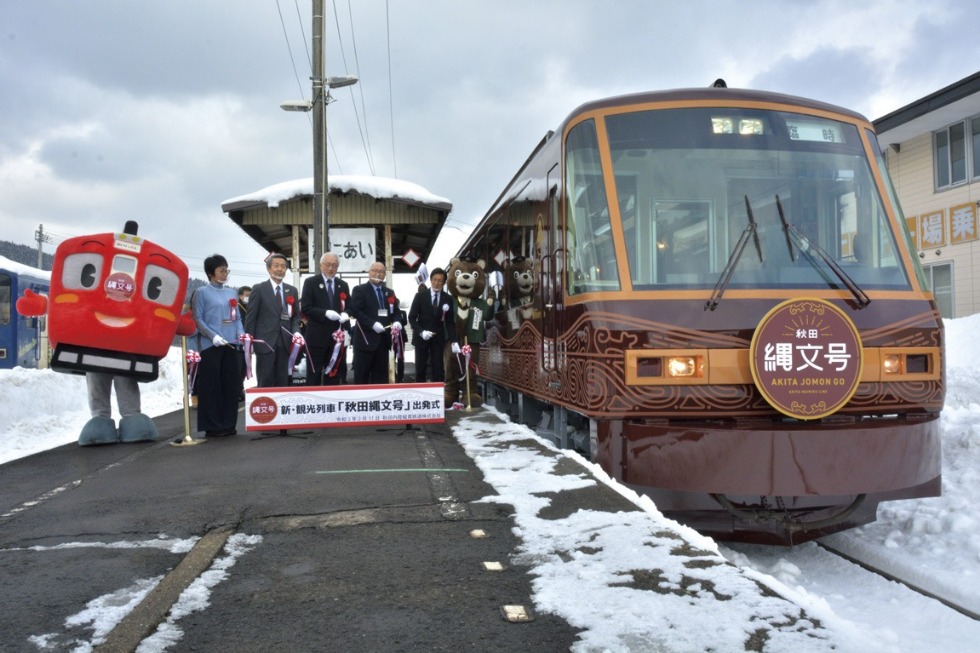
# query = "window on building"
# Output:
<box><xmin>935</xmin><ymin>117</ymin><xmax>978</xmax><ymax>189</ymax></box>
<box><xmin>923</xmin><ymin>262</ymin><xmax>953</xmax><ymax>319</ymax></box>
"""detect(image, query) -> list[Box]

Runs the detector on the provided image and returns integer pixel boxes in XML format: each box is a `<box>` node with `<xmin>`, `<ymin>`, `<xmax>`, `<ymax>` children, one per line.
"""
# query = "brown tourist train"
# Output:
<box><xmin>457</xmin><ymin>80</ymin><xmax>945</xmax><ymax>544</ymax></box>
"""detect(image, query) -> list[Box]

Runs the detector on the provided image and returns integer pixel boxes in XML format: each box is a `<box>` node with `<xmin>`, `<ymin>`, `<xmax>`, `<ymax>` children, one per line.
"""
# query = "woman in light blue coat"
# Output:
<box><xmin>192</xmin><ymin>254</ymin><xmax>245</xmax><ymax>437</ymax></box>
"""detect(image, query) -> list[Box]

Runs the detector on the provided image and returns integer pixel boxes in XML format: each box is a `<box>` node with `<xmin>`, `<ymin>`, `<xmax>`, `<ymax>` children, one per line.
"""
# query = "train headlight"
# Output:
<box><xmin>882</xmin><ymin>354</ymin><xmax>902</xmax><ymax>375</ymax></box>
<box><xmin>626</xmin><ymin>349</ymin><xmax>708</xmax><ymax>385</ymax></box>
<box><xmin>667</xmin><ymin>356</ymin><xmax>698</xmax><ymax>377</ymax></box>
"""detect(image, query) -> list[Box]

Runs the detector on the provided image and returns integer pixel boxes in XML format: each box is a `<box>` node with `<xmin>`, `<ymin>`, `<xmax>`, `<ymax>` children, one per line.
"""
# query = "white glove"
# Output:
<box><xmin>212</xmin><ymin>334</ymin><xmax>229</xmax><ymax>347</ymax></box>
<box><xmin>421</xmin><ymin>330</ymin><xmax>434</xmax><ymax>341</ymax></box>
<box><xmin>339</xmin><ymin>311</ymin><xmax>350</xmax><ymax>323</ymax></box>
<box><xmin>325</xmin><ymin>309</ymin><xmax>340</xmax><ymax>321</ymax></box>
<box><xmin>372</xmin><ymin>321</ymin><xmax>384</xmax><ymax>333</ymax></box>
<box><xmin>451</xmin><ymin>342</ymin><xmax>461</xmax><ymax>354</ymax></box>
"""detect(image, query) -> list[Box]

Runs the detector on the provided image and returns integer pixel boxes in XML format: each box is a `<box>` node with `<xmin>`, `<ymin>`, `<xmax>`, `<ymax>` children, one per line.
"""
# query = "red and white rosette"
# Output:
<box><xmin>286</xmin><ymin>295</ymin><xmax>295</xmax><ymax>318</ymax></box>
<box><xmin>229</xmin><ymin>298</ymin><xmax>238</xmax><ymax>321</ymax></box>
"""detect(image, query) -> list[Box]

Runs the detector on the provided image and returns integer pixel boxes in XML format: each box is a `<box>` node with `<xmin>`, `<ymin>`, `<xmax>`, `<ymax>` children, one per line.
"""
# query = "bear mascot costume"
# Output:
<box><xmin>443</xmin><ymin>256</ymin><xmax>490</xmax><ymax>408</ymax></box>
<box><xmin>506</xmin><ymin>255</ymin><xmax>536</xmax><ymax>329</ymax></box>
<box><xmin>16</xmin><ymin>221</ymin><xmax>196</xmax><ymax>445</ymax></box>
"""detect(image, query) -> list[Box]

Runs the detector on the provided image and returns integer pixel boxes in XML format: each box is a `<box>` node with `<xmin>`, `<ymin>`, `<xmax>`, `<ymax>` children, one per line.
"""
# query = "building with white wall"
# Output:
<box><xmin>874</xmin><ymin>71</ymin><xmax>980</xmax><ymax>318</ymax></box>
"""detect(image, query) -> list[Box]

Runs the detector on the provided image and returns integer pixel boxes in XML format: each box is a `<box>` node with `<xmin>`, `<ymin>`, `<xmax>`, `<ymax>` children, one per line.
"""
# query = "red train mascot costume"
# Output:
<box><xmin>16</xmin><ymin>221</ymin><xmax>196</xmax><ymax>445</ymax></box>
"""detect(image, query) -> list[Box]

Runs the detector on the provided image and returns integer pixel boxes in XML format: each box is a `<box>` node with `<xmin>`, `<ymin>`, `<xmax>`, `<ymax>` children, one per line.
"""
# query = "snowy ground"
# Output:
<box><xmin>2</xmin><ymin>316</ymin><xmax>979</xmax><ymax>651</ymax></box>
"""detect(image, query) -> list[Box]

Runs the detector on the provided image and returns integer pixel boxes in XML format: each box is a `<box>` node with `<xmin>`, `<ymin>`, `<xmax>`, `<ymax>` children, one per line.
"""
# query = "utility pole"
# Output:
<box><xmin>34</xmin><ymin>224</ymin><xmax>52</xmax><ymax>269</ymax></box>
<box><xmin>311</xmin><ymin>0</ymin><xmax>328</xmax><ymax>267</ymax></box>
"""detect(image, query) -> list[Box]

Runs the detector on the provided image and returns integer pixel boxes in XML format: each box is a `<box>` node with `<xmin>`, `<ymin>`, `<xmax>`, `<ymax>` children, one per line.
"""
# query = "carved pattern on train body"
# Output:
<box><xmin>480</xmin><ymin>310</ymin><xmax>944</xmax><ymax>418</ymax></box>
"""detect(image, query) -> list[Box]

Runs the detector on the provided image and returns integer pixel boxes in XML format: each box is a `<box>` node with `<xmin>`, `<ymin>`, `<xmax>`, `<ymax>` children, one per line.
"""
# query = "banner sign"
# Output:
<box><xmin>245</xmin><ymin>382</ymin><xmax>445</xmax><ymax>431</ymax></box>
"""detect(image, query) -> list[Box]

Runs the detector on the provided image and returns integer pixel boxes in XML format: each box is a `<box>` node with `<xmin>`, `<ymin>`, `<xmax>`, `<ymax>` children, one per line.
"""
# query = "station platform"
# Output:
<box><xmin>0</xmin><ymin>393</ymin><xmax>840</xmax><ymax>652</ymax></box>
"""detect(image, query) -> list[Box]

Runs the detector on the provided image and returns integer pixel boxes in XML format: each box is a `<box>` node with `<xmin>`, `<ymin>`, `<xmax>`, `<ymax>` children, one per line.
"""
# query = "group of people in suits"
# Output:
<box><xmin>192</xmin><ymin>251</ymin><xmax>461</xmax><ymax>437</ymax></box>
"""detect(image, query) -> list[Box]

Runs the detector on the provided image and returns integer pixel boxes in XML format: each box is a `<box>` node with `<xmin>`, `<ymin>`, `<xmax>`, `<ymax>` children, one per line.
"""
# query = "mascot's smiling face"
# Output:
<box><xmin>447</xmin><ymin>256</ymin><xmax>487</xmax><ymax>299</ymax></box>
<box><xmin>47</xmin><ymin>229</ymin><xmax>189</xmax><ymax>359</ymax></box>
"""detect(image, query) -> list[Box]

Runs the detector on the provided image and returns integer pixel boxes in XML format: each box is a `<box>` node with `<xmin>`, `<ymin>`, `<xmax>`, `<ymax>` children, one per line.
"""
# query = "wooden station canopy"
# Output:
<box><xmin>221</xmin><ymin>175</ymin><xmax>452</xmax><ymax>275</ymax></box>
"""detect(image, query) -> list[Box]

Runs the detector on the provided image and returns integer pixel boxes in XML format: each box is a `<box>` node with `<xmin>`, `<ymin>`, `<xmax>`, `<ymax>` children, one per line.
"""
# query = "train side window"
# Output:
<box><xmin>565</xmin><ymin>119</ymin><xmax>621</xmax><ymax>293</ymax></box>
<box><xmin>0</xmin><ymin>273</ymin><xmax>10</xmax><ymax>325</ymax></box>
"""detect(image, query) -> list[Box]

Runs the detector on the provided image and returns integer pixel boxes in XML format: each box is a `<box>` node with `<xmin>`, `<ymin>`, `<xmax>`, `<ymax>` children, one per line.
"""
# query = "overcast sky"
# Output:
<box><xmin>2</xmin><ymin>0</ymin><xmax>978</xmax><ymax>286</ymax></box>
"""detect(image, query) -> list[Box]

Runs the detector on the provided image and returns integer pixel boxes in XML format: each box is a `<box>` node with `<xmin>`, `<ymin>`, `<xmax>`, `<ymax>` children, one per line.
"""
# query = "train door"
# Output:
<box><xmin>541</xmin><ymin>164</ymin><xmax>562</xmax><ymax>379</ymax></box>
<box><xmin>0</xmin><ymin>269</ymin><xmax>11</xmax><ymax>368</ymax></box>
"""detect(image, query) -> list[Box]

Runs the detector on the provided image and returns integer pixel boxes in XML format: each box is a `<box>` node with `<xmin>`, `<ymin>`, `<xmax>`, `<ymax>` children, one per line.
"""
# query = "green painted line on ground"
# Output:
<box><xmin>315</xmin><ymin>468</ymin><xmax>470</xmax><ymax>475</ymax></box>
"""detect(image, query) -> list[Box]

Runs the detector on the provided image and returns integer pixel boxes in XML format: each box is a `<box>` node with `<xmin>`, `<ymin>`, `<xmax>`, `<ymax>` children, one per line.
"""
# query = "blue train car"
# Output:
<box><xmin>0</xmin><ymin>255</ymin><xmax>51</xmax><ymax>369</ymax></box>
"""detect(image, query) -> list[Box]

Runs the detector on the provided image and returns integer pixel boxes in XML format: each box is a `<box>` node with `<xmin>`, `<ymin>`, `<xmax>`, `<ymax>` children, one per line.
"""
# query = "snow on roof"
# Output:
<box><xmin>0</xmin><ymin>255</ymin><xmax>51</xmax><ymax>281</ymax></box>
<box><xmin>221</xmin><ymin>175</ymin><xmax>452</xmax><ymax>212</ymax></box>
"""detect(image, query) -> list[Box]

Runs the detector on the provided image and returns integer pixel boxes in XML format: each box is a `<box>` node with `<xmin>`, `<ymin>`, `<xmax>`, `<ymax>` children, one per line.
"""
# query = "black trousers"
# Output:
<box><xmin>415</xmin><ymin>338</ymin><xmax>446</xmax><ymax>382</ymax></box>
<box><xmin>197</xmin><ymin>346</ymin><xmax>241</xmax><ymax>432</ymax></box>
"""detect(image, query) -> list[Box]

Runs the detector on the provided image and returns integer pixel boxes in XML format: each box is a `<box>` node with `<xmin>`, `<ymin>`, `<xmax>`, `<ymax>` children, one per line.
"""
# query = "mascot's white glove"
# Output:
<box><xmin>421</xmin><ymin>330</ymin><xmax>434</xmax><ymax>341</ymax></box>
<box><xmin>212</xmin><ymin>334</ymin><xmax>229</xmax><ymax>347</ymax></box>
<box><xmin>451</xmin><ymin>342</ymin><xmax>461</xmax><ymax>354</ymax></box>
<box><xmin>372</xmin><ymin>321</ymin><xmax>385</xmax><ymax>333</ymax></box>
<box><xmin>325</xmin><ymin>309</ymin><xmax>340</xmax><ymax>321</ymax></box>
<box><xmin>339</xmin><ymin>312</ymin><xmax>350</xmax><ymax>323</ymax></box>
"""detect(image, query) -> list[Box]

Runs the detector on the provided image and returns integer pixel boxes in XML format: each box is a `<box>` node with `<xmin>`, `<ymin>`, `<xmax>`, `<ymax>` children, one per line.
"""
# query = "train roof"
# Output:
<box><xmin>560</xmin><ymin>86</ymin><xmax>869</xmax><ymax>130</ymax></box>
<box><xmin>0</xmin><ymin>255</ymin><xmax>51</xmax><ymax>282</ymax></box>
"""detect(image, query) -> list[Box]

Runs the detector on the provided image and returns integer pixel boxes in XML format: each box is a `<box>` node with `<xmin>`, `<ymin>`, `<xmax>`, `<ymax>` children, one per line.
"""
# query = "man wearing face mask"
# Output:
<box><xmin>244</xmin><ymin>253</ymin><xmax>301</xmax><ymax>387</ymax></box>
<box><xmin>349</xmin><ymin>260</ymin><xmax>402</xmax><ymax>384</ymax></box>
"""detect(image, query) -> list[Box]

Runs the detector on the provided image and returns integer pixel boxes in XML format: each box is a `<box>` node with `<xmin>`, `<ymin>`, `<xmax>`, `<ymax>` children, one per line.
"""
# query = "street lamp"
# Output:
<box><xmin>280</xmin><ymin>0</ymin><xmax>358</xmax><ymax>270</ymax></box>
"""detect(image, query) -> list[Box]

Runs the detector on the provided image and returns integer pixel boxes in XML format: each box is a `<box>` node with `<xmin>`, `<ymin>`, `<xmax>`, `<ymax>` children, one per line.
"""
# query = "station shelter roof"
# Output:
<box><xmin>221</xmin><ymin>175</ymin><xmax>452</xmax><ymax>275</ymax></box>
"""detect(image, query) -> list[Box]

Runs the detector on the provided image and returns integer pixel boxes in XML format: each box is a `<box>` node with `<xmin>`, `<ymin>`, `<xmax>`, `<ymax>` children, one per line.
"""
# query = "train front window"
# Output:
<box><xmin>565</xmin><ymin>119</ymin><xmax>621</xmax><ymax>293</ymax></box>
<box><xmin>605</xmin><ymin>107</ymin><xmax>910</xmax><ymax>291</ymax></box>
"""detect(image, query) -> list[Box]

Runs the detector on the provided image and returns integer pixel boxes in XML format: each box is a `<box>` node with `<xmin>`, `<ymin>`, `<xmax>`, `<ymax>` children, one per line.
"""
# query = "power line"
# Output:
<box><xmin>275</xmin><ymin>0</ymin><xmax>310</xmax><ymax>104</ymax></box>
<box><xmin>330</xmin><ymin>0</ymin><xmax>376</xmax><ymax>176</ymax></box>
<box><xmin>386</xmin><ymin>0</ymin><xmax>397</xmax><ymax>178</ymax></box>
<box><xmin>345</xmin><ymin>0</ymin><xmax>377</xmax><ymax>175</ymax></box>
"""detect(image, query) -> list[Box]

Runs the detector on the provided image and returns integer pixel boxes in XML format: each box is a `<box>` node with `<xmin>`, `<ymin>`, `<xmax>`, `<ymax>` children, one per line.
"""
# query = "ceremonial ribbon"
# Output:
<box><xmin>283</xmin><ymin>327</ymin><xmax>307</xmax><ymax>375</ymax></box>
<box><xmin>391</xmin><ymin>322</ymin><xmax>404</xmax><ymax>361</ymax></box>
<box><xmin>186</xmin><ymin>350</ymin><xmax>201</xmax><ymax>390</ymax></box>
<box><xmin>324</xmin><ymin>328</ymin><xmax>346</xmax><ymax>378</ymax></box>
<box><xmin>459</xmin><ymin>343</ymin><xmax>473</xmax><ymax>381</ymax></box>
<box><xmin>239</xmin><ymin>334</ymin><xmax>254</xmax><ymax>379</ymax></box>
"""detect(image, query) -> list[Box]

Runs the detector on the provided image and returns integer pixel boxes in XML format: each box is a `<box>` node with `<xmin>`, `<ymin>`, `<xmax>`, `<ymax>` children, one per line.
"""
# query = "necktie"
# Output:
<box><xmin>327</xmin><ymin>278</ymin><xmax>334</xmax><ymax>305</ymax></box>
<box><xmin>275</xmin><ymin>285</ymin><xmax>284</xmax><ymax>311</ymax></box>
<box><xmin>432</xmin><ymin>292</ymin><xmax>439</xmax><ymax>311</ymax></box>
<box><xmin>376</xmin><ymin>286</ymin><xmax>384</xmax><ymax>308</ymax></box>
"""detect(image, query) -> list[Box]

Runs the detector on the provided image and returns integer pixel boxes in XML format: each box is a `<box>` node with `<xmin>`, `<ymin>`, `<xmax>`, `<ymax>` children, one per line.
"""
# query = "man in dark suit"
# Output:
<box><xmin>408</xmin><ymin>267</ymin><xmax>456</xmax><ymax>382</ymax></box>
<box><xmin>244</xmin><ymin>252</ymin><xmax>301</xmax><ymax>387</ymax></box>
<box><xmin>348</xmin><ymin>260</ymin><xmax>402</xmax><ymax>384</ymax></box>
<box><xmin>300</xmin><ymin>252</ymin><xmax>351</xmax><ymax>386</ymax></box>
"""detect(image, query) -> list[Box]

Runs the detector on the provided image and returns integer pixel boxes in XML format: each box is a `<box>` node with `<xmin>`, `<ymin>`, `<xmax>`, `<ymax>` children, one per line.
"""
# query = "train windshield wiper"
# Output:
<box><xmin>776</xmin><ymin>195</ymin><xmax>871</xmax><ymax>308</ymax></box>
<box><xmin>705</xmin><ymin>196</ymin><xmax>764</xmax><ymax>311</ymax></box>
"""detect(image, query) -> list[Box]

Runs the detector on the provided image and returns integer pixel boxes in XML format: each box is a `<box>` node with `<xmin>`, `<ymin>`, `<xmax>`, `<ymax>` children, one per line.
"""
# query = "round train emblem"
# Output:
<box><xmin>750</xmin><ymin>298</ymin><xmax>863</xmax><ymax>420</ymax></box>
<box><xmin>248</xmin><ymin>396</ymin><xmax>279</xmax><ymax>424</ymax></box>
